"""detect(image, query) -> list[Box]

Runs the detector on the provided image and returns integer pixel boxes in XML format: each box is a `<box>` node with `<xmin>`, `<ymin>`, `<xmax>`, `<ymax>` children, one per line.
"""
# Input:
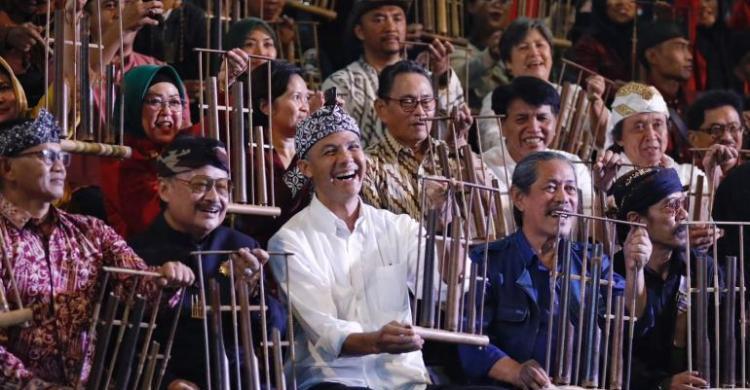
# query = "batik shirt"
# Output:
<box><xmin>362</xmin><ymin>131</ymin><xmax>497</xmax><ymax>224</ymax></box>
<box><xmin>322</xmin><ymin>58</ymin><xmax>466</xmax><ymax>148</ymax></box>
<box><xmin>0</xmin><ymin>195</ymin><xmax>164</xmax><ymax>387</ymax></box>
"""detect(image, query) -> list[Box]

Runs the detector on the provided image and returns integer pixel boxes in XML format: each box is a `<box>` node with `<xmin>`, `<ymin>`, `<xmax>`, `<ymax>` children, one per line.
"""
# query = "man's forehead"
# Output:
<box><xmin>316</xmin><ymin>131</ymin><xmax>360</xmax><ymax>147</ymax></box>
<box><xmin>704</xmin><ymin>105</ymin><xmax>740</xmax><ymax>121</ymax></box>
<box><xmin>24</xmin><ymin>142</ymin><xmax>61</xmax><ymax>153</ymax></box>
<box><xmin>625</xmin><ymin>111</ymin><xmax>667</xmax><ymax>123</ymax></box>
<box><xmin>174</xmin><ymin>165</ymin><xmax>229</xmax><ymax>180</ymax></box>
<box><xmin>661</xmin><ymin>37</ymin><xmax>690</xmax><ymax>48</ymax></box>
<box><xmin>507</xmin><ymin>99</ymin><xmax>554</xmax><ymax>116</ymax></box>
<box><xmin>535</xmin><ymin>160</ymin><xmax>575</xmax><ymax>180</ymax></box>
<box><xmin>363</xmin><ymin>5</ymin><xmax>406</xmax><ymax>18</ymax></box>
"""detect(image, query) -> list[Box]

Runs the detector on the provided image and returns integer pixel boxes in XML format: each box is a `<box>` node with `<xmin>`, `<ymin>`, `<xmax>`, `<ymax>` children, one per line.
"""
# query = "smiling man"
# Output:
<box><xmin>322</xmin><ymin>0</ymin><xmax>463</xmax><ymax>148</ymax></box>
<box><xmin>482</xmin><ymin>76</ymin><xmax>593</xmax><ymax>225</ymax></box>
<box><xmin>129</xmin><ymin>135</ymin><xmax>285</xmax><ymax>389</ymax></box>
<box><xmin>459</xmin><ymin>151</ymin><xmax>649</xmax><ymax>388</ymax></box>
<box><xmin>0</xmin><ymin>111</ymin><xmax>194</xmax><ymax>388</ymax></box>
<box><xmin>363</xmin><ymin>60</ymin><xmax>486</xmax><ymax>223</ymax></box>
<box><xmin>686</xmin><ymin>90</ymin><xmax>746</xmax><ymax>185</ymax></box>
<box><xmin>268</xmin><ymin>101</ymin><xmax>494</xmax><ymax>390</ymax></box>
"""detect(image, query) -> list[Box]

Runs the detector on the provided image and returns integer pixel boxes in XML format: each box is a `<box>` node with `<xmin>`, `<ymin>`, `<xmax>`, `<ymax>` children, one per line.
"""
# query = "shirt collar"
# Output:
<box><xmin>0</xmin><ymin>194</ymin><xmax>56</xmax><ymax>230</ymax></box>
<box><xmin>309</xmin><ymin>195</ymin><xmax>366</xmax><ymax>236</ymax></box>
<box><xmin>511</xmin><ymin>230</ymin><xmax>538</xmax><ymax>267</ymax></box>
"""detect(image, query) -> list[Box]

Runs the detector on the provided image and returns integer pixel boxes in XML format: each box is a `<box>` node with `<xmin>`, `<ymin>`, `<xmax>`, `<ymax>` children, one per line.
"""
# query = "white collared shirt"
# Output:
<box><xmin>481</xmin><ymin>143</ymin><xmax>594</xmax><ymax>229</ymax></box>
<box><xmin>268</xmin><ymin>196</ymin><xmax>431</xmax><ymax>390</ymax></box>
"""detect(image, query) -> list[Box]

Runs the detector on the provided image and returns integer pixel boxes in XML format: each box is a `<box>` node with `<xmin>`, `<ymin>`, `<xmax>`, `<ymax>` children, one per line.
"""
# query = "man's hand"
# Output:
<box><xmin>668</xmin><ymin>371</ymin><xmax>708</xmax><ymax>389</ymax></box>
<box><xmin>5</xmin><ymin>23</ymin><xmax>44</xmax><ymax>53</ymax></box>
<box><xmin>623</xmin><ymin>226</ymin><xmax>652</xmax><ymax>271</ymax></box>
<box><xmin>689</xmin><ymin>224</ymin><xmax>723</xmax><ymax>252</ymax></box>
<box><xmin>513</xmin><ymin>359</ymin><xmax>551</xmax><ymax>390</ymax></box>
<box><xmin>425</xmin><ymin>38</ymin><xmax>455</xmax><ymax>78</ymax></box>
<box><xmin>701</xmin><ymin>143</ymin><xmax>739</xmax><ymax>179</ymax></box>
<box><xmin>593</xmin><ymin>149</ymin><xmax>622</xmax><ymax>192</ymax></box>
<box><xmin>220</xmin><ymin>48</ymin><xmax>251</xmax><ymax>87</ymax></box>
<box><xmin>122</xmin><ymin>0</ymin><xmax>164</xmax><ymax>32</ymax></box>
<box><xmin>228</xmin><ymin>248</ymin><xmax>267</xmax><ymax>283</ymax></box>
<box><xmin>167</xmin><ymin>379</ymin><xmax>200</xmax><ymax>390</ymax></box>
<box><xmin>447</xmin><ymin>103</ymin><xmax>473</xmax><ymax>147</ymax></box>
<box><xmin>585</xmin><ymin>74</ymin><xmax>606</xmax><ymax>100</ymax></box>
<box><xmin>308</xmin><ymin>90</ymin><xmax>325</xmax><ymax>113</ymax></box>
<box><xmin>275</xmin><ymin>15</ymin><xmax>296</xmax><ymax>46</ymax></box>
<box><xmin>373</xmin><ymin>321</ymin><xmax>424</xmax><ymax>354</ymax></box>
<box><xmin>158</xmin><ymin>261</ymin><xmax>195</xmax><ymax>287</ymax></box>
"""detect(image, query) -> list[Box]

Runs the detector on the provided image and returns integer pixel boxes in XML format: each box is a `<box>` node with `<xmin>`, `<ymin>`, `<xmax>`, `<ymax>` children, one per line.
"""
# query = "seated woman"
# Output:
<box><xmin>218</xmin><ymin>17</ymin><xmax>280</xmax><ymax>92</ymax></box>
<box><xmin>477</xmin><ymin>18</ymin><xmax>609</xmax><ymax>152</ymax></box>
<box><xmin>235</xmin><ymin>60</ymin><xmax>321</xmax><ymax>247</ymax></box>
<box><xmin>100</xmin><ymin>64</ymin><xmax>197</xmax><ymax>238</ymax></box>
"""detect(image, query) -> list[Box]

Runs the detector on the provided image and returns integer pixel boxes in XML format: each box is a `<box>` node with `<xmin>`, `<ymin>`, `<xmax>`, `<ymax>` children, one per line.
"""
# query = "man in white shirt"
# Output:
<box><xmin>481</xmin><ymin>76</ymin><xmax>594</xmax><ymax>228</ymax></box>
<box><xmin>269</xmin><ymin>101</ymin><xmax>494</xmax><ymax>390</ymax></box>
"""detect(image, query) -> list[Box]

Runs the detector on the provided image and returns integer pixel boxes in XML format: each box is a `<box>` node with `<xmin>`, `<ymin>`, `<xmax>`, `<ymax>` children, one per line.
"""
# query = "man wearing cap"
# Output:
<box><xmin>321</xmin><ymin>0</ymin><xmax>464</xmax><ymax>148</ymax></box>
<box><xmin>610</xmin><ymin>167</ymin><xmax>714</xmax><ymax>390</ymax></box>
<box><xmin>0</xmin><ymin>111</ymin><xmax>195</xmax><ymax>388</ymax></box>
<box><xmin>129</xmin><ymin>135</ymin><xmax>285</xmax><ymax>389</ymax></box>
<box><xmin>458</xmin><ymin>151</ymin><xmax>649</xmax><ymax>388</ymax></box>
<box><xmin>686</xmin><ymin>90</ymin><xmax>745</xmax><ymax>185</ymax></box>
<box><xmin>269</xmin><ymin>104</ymin><xmax>492</xmax><ymax>390</ymax></box>
<box><xmin>637</xmin><ymin>22</ymin><xmax>694</xmax><ymax>163</ymax></box>
<box><xmin>598</xmin><ymin>82</ymin><xmax>715</xmax><ymax>250</ymax></box>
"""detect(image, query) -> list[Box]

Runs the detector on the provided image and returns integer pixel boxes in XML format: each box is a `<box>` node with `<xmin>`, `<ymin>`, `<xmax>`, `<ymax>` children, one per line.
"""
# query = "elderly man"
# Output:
<box><xmin>363</xmin><ymin>60</ymin><xmax>483</xmax><ymax>223</ymax></box>
<box><xmin>459</xmin><ymin>151</ymin><xmax>650</xmax><ymax>388</ymax></box>
<box><xmin>269</xmin><ymin>102</ymin><xmax>493</xmax><ymax>390</ymax></box>
<box><xmin>610</xmin><ymin>167</ymin><xmax>714</xmax><ymax>390</ymax></box>
<box><xmin>482</xmin><ymin>76</ymin><xmax>594</xmax><ymax>225</ymax></box>
<box><xmin>322</xmin><ymin>0</ymin><xmax>463</xmax><ymax>147</ymax></box>
<box><xmin>637</xmin><ymin>22</ymin><xmax>694</xmax><ymax>163</ymax></box>
<box><xmin>686</xmin><ymin>90</ymin><xmax>745</xmax><ymax>185</ymax></box>
<box><xmin>0</xmin><ymin>110</ymin><xmax>194</xmax><ymax>388</ymax></box>
<box><xmin>129</xmin><ymin>135</ymin><xmax>284</xmax><ymax>389</ymax></box>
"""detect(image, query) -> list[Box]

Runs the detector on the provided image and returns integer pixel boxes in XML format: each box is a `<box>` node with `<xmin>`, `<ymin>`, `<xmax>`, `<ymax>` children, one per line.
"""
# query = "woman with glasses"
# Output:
<box><xmin>99</xmin><ymin>64</ymin><xmax>198</xmax><ymax>238</ymax></box>
<box><xmin>235</xmin><ymin>60</ymin><xmax>323</xmax><ymax>247</ymax></box>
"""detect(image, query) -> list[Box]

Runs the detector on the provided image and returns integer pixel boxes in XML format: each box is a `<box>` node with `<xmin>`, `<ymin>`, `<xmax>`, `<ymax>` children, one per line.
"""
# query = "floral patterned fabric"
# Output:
<box><xmin>0</xmin><ymin>195</ymin><xmax>163</xmax><ymax>387</ymax></box>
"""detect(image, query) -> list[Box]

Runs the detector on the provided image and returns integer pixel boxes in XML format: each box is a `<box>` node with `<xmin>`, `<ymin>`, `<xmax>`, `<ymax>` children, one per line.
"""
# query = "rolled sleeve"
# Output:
<box><xmin>458</xmin><ymin>343</ymin><xmax>507</xmax><ymax>380</ymax></box>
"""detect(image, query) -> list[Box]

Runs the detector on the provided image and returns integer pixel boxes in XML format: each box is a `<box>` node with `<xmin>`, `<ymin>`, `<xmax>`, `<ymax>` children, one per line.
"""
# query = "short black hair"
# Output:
<box><xmin>686</xmin><ymin>90</ymin><xmax>744</xmax><ymax>131</ymax></box>
<box><xmin>377</xmin><ymin>60</ymin><xmax>431</xmax><ymax>99</ymax></box>
<box><xmin>511</xmin><ymin>151</ymin><xmax>575</xmax><ymax>227</ymax></box>
<box><xmin>491</xmin><ymin>76</ymin><xmax>560</xmax><ymax>116</ymax></box>
<box><xmin>250</xmin><ymin>60</ymin><xmax>304</xmax><ymax>127</ymax></box>
<box><xmin>498</xmin><ymin>17</ymin><xmax>553</xmax><ymax>64</ymax></box>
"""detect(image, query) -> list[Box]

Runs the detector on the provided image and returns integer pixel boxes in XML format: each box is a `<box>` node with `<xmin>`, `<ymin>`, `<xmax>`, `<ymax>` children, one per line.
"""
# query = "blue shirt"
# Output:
<box><xmin>458</xmin><ymin>231</ymin><xmax>626</xmax><ymax>383</ymax></box>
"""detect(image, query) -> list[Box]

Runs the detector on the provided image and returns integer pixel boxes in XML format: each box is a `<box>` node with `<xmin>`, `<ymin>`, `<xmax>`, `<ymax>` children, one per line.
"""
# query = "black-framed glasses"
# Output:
<box><xmin>700</xmin><ymin>122</ymin><xmax>745</xmax><ymax>138</ymax></box>
<box><xmin>13</xmin><ymin>149</ymin><xmax>71</xmax><ymax>167</ymax></box>
<box><xmin>143</xmin><ymin>97</ymin><xmax>185</xmax><ymax>112</ymax></box>
<box><xmin>173</xmin><ymin>175</ymin><xmax>233</xmax><ymax>197</ymax></box>
<box><xmin>382</xmin><ymin>96</ymin><xmax>436</xmax><ymax>113</ymax></box>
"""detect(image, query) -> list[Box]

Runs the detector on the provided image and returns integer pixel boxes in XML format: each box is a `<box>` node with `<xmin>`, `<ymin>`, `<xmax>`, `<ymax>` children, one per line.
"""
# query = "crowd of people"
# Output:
<box><xmin>1</xmin><ymin>0</ymin><xmax>750</xmax><ymax>389</ymax></box>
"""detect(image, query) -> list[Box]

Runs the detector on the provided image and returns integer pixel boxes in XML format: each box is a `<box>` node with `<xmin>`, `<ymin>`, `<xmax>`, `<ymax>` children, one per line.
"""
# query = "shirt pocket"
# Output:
<box><xmin>366</xmin><ymin>262</ymin><xmax>409</xmax><ymax>315</ymax></box>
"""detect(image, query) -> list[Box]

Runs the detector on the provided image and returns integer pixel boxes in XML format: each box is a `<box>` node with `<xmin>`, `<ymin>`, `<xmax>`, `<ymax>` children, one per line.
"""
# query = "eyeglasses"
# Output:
<box><xmin>173</xmin><ymin>175</ymin><xmax>233</xmax><ymax>197</ymax></box>
<box><xmin>700</xmin><ymin>123</ymin><xmax>745</xmax><ymax>138</ymax></box>
<box><xmin>143</xmin><ymin>97</ymin><xmax>185</xmax><ymax>112</ymax></box>
<box><xmin>13</xmin><ymin>149</ymin><xmax>71</xmax><ymax>167</ymax></box>
<box><xmin>382</xmin><ymin>96</ymin><xmax>436</xmax><ymax>113</ymax></box>
<box><xmin>661</xmin><ymin>196</ymin><xmax>687</xmax><ymax>216</ymax></box>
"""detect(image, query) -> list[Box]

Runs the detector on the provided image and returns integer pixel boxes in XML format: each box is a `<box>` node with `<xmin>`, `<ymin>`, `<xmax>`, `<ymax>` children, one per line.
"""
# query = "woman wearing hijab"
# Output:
<box><xmin>99</xmin><ymin>64</ymin><xmax>197</xmax><ymax>238</ymax></box>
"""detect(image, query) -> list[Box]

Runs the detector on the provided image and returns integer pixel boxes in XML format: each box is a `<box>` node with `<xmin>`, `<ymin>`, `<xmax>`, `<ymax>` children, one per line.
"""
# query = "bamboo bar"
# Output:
<box><xmin>53</xmin><ymin>8</ymin><xmax>68</xmax><ymax>134</ymax></box>
<box><xmin>230</xmin><ymin>83</ymin><xmax>248</xmax><ymax>204</ymax></box>
<box><xmin>238</xmin><ymin>282</ymin><xmax>261</xmax><ymax>390</ymax></box>
<box><xmin>609</xmin><ymin>295</ymin><xmax>625</xmax><ymax>389</ymax></box>
<box><xmin>206</xmin><ymin>77</ymin><xmax>221</xmax><ymax>140</ymax></box>
<box><xmin>695</xmin><ymin>254</ymin><xmax>711</xmax><ymax>384</ymax></box>
<box><xmin>102</xmin><ymin>266</ymin><xmax>161</xmax><ymax>278</ymax></box>
<box><xmin>209</xmin><ymin>279</ymin><xmax>229</xmax><ymax>390</ymax></box>
<box><xmin>581</xmin><ymin>244</ymin><xmax>603</xmax><ymax>387</ymax></box>
<box><xmin>284</xmin><ymin>0</ymin><xmax>337</xmax><ymax>19</ymax></box>
<box><xmin>226</xmin><ymin>203</ymin><xmax>281</xmax><ymax>216</ymax></box>
<box><xmin>112</xmin><ymin>296</ymin><xmax>146</xmax><ymax>390</ymax></box>
<box><xmin>61</xmin><ymin>139</ymin><xmax>132</xmax><ymax>158</ymax></box>
<box><xmin>554</xmin><ymin>240</ymin><xmax>573</xmax><ymax>384</ymax></box>
<box><xmin>419</xmin><ymin>210</ymin><xmax>439</xmax><ymax>328</ymax></box>
<box><xmin>0</xmin><ymin>308</ymin><xmax>33</xmax><ymax>328</ymax></box>
<box><xmin>722</xmin><ymin>256</ymin><xmax>738</xmax><ymax>387</ymax></box>
<box><xmin>272</xmin><ymin>328</ymin><xmax>286</xmax><ymax>390</ymax></box>
<box><xmin>254</xmin><ymin>126</ymin><xmax>268</xmax><ymax>206</ymax></box>
<box><xmin>412</xmin><ymin>326</ymin><xmax>489</xmax><ymax>346</ymax></box>
<box><xmin>87</xmin><ymin>293</ymin><xmax>119</xmax><ymax>390</ymax></box>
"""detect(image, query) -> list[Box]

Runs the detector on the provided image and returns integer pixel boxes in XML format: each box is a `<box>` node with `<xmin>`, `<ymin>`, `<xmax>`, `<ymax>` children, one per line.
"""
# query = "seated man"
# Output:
<box><xmin>269</xmin><ymin>103</ymin><xmax>492</xmax><ymax>390</ymax></box>
<box><xmin>129</xmin><ymin>135</ymin><xmax>286</xmax><ymax>389</ymax></box>
<box><xmin>482</xmin><ymin>76</ymin><xmax>594</xmax><ymax>224</ymax></box>
<box><xmin>610</xmin><ymin>167</ymin><xmax>713</xmax><ymax>390</ymax></box>
<box><xmin>0</xmin><ymin>111</ymin><xmax>193</xmax><ymax>388</ymax></box>
<box><xmin>363</xmin><ymin>60</ymin><xmax>487</xmax><ymax>224</ymax></box>
<box><xmin>459</xmin><ymin>151</ymin><xmax>650</xmax><ymax>388</ymax></box>
<box><xmin>713</xmin><ymin>161</ymin><xmax>750</xmax><ymax>274</ymax></box>
<box><xmin>686</xmin><ymin>90</ymin><xmax>745</xmax><ymax>185</ymax></box>
<box><xmin>322</xmin><ymin>0</ymin><xmax>463</xmax><ymax>147</ymax></box>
